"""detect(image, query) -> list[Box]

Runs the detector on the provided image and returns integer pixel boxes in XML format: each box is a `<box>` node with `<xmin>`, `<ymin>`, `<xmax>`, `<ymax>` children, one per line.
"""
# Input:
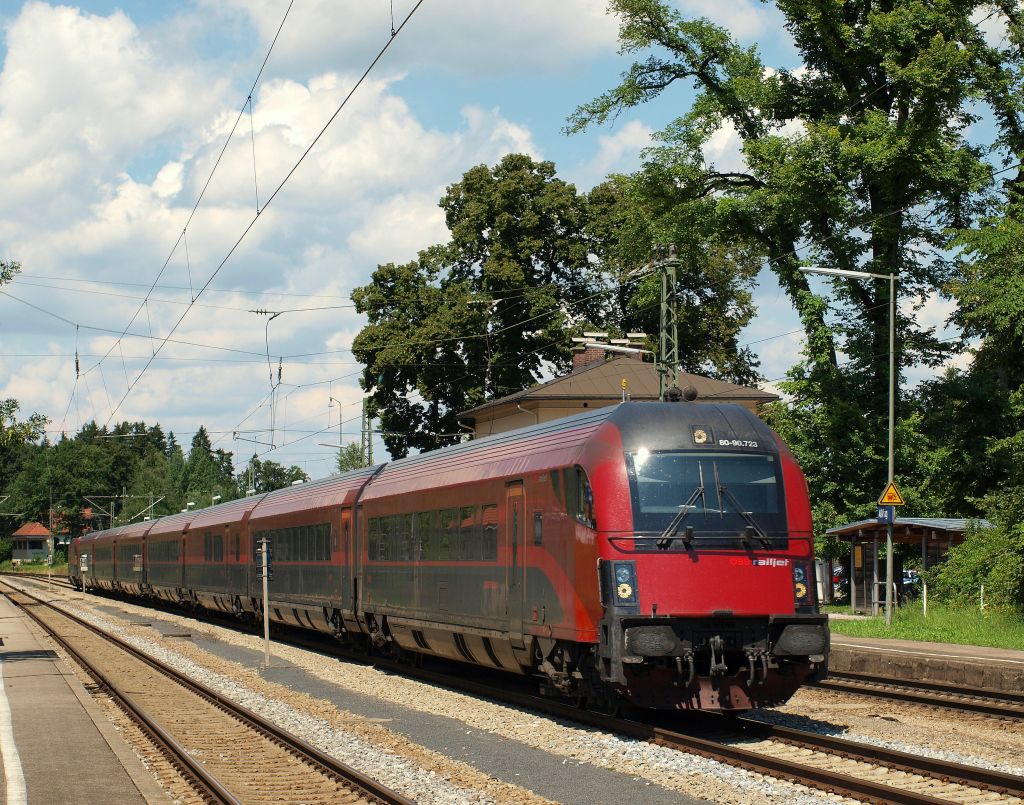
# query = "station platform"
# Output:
<box><xmin>0</xmin><ymin>593</ymin><xmax>165</xmax><ymax>804</ymax></box>
<box><xmin>829</xmin><ymin>633</ymin><xmax>1024</xmax><ymax>692</ymax></box>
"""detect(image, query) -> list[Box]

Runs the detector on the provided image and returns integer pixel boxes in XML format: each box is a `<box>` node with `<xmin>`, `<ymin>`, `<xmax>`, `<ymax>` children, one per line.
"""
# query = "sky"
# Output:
<box><xmin>0</xmin><ymin>0</ymin><xmax>967</xmax><ymax>479</ymax></box>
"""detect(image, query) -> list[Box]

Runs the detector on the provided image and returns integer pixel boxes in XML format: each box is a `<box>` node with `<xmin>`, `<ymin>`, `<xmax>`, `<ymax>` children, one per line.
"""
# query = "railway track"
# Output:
<box><xmin>13</xmin><ymin>576</ymin><xmax>1024</xmax><ymax>804</ymax></box>
<box><xmin>814</xmin><ymin>670</ymin><xmax>1024</xmax><ymax>720</ymax></box>
<box><xmin>1</xmin><ymin>571</ymin><xmax>74</xmax><ymax>588</ymax></box>
<box><xmin>404</xmin><ymin>668</ymin><xmax>1024</xmax><ymax>805</ymax></box>
<box><xmin>0</xmin><ymin>581</ymin><xmax>411</xmax><ymax>805</ymax></box>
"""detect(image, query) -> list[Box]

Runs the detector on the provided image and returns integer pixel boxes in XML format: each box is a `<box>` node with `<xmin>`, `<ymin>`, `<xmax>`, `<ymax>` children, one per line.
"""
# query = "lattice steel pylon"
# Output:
<box><xmin>657</xmin><ymin>245</ymin><xmax>682</xmax><ymax>401</ymax></box>
<box><xmin>360</xmin><ymin>398</ymin><xmax>374</xmax><ymax>466</ymax></box>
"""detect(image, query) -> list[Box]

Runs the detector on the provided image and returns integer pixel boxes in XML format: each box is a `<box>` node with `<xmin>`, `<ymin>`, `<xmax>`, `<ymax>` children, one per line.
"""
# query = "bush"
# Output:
<box><xmin>0</xmin><ymin>538</ymin><xmax>10</xmax><ymax>564</ymax></box>
<box><xmin>931</xmin><ymin>520</ymin><xmax>1024</xmax><ymax>608</ymax></box>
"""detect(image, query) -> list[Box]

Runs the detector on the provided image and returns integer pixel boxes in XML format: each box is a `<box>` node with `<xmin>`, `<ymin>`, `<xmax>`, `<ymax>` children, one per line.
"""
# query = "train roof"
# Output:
<box><xmin>363</xmin><ymin>401</ymin><xmax>775</xmax><ymax>499</ymax></box>
<box><xmin>247</xmin><ymin>465</ymin><xmax>380</xmax><ymax>522</ymax></box>
<box><xmin>180</xmin><ymin>493</ymin><xmax>266</xmax><ymax>532</ymax></box>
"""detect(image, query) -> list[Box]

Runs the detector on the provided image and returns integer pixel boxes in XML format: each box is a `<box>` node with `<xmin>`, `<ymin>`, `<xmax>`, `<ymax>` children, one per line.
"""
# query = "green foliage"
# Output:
<box><xmin>828</xmin><ymin>600</ymin><xmax>1024</xmax><ymax>650</ymax></box>
<box><xmin>930</xmin><ymin>520</ymin><xmax>1024</xmax><ymax>609</ymax></box>
<box><xmin>336</xmin><ymin>443</ymin><xmax>369</xmax><ymax>473</ymax></box>
<box><xmin>238</xmin><ymin>456</ymin><xmax>309</xmax><ymax>494</ymax></box>
<box><xmin>353</xmin><ymin>153</ymin><xmax>766</xmax><ymax>456</ymax></box>
<box><xmin>0</xmin><ymin>259</ymin><xmax>19</xmax><ymax>285</ymax></box>
<box><xmin>572</xmin><ymin>0</ymin><xmax>1002</xmax><ymax>534</ymax></box>
<box><xmin>586</xmin><ymin>176</ymin><xmax>761</xmax><ymax>384</ymax></box>
<box><xmin>0</xmin><ymin>399</ymin><xmax>48</xmax><ymax>448</ymax></box>
<box><xmin>353</xmin><ymin>154</ymin><xmax>600</xmax><ymax>457</ymax></box>
<box><xmin>0</xmin><ymin>538</ymin><xmax>10</xmax><ymax>564</ymax></box>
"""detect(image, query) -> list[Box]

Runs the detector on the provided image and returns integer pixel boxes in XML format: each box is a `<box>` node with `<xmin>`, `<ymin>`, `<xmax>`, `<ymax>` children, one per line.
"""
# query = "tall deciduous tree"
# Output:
<box><xmin>353</xmin><ymin>154</ymin><xmax>600</xmax><ymax>457</ymax></box>
<box><xmin>587</xmin><ymin>176</ymin><xmax>761</xmax><ymax>385</ymax></box>
<box><xmin>571</xmin><ymin>0</ymin><xmax>995</xmax><ymax>529</ymax></box>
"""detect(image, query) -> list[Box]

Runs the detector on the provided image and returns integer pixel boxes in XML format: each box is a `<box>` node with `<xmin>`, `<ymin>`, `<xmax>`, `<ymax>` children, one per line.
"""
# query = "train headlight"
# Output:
<box><xmin>792</xmin><ymin>561</ymin><xmax>814</xmax><ymax>612</ymax></box>
<box><xmin>605</xmin><ymin>560</ymin><xmax>638</xmax><ymax>608</ymax></box>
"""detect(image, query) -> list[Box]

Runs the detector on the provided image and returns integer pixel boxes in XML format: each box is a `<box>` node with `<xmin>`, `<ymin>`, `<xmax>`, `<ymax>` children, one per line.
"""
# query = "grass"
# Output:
<box><xmin>0</xmin><ymin>559</ymin><xmax>69</xmax><ymax>575</ymax></box>
<box><xmin>827</xmin><ymin>600</ymin><xmax>1024</xmax><ymax>651</ymax></box>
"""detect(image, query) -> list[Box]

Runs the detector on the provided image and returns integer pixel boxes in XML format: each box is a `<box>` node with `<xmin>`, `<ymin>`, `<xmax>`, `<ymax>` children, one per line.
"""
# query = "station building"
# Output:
<box><xmin>9</xmin><ymin>521</ymin><xmax>52</xmax><ymax>562</ymax></box>
<box><xmin>458</xmin><ymin>352</ymin><xmax>778</xmax><ymax>438</ymax></box>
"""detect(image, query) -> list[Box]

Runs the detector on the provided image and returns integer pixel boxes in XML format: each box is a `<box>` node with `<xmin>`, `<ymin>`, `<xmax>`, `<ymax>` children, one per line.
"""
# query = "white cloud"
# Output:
<box><xmin>205</xmin><ymin>0</ymin><xmax>619</xmax><ymax>77</ymax></box>
<box><xmin>0</xmin><ymin>3</ymin><xmax>228</xmax><ymax>214</ymax></box>
<box><xmin>0</xmin><ymin>4</ymin><xmax>552</xmax><ymax>470</ymax></box>
<box><xmin>570</xmin><ymin>120</ymin><xmax>652</xmax><ymax>189</ymax></box>
<box><xmin>675</xmin><ymin>0</ymin><xmax>782</xmax><ymax>40</ymax></box>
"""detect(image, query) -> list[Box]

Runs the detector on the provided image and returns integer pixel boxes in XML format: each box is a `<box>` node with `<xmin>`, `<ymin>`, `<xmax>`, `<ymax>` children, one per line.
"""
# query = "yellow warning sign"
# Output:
<box><xmin>877</xmin><ymin>481</ymin><xmax>906</xmax><ymax>506</ymax></box>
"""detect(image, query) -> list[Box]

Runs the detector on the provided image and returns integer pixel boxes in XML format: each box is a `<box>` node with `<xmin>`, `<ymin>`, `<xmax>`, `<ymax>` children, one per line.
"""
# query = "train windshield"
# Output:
<box><xmin>625</xmin><ymin>451</ymin><xmax>788</xmax><ymax>549</ymax></box>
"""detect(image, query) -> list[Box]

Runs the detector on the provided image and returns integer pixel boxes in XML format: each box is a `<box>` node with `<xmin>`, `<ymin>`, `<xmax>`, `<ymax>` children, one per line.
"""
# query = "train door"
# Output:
<box><xmin>506</xmin><ymin>481</ymin><xmax>526</xmax><ymax>649</ymax></box>
<box><xmin>339</xmin><ymin>508</ymin><xmax>352</xmax><ymax>612</ymax></box>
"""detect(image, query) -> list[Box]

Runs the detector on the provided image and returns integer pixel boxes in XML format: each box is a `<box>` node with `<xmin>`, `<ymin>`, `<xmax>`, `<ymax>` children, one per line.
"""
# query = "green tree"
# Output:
<box><xmin>336</xmin><ymin>442</ymin><xmax>368</xmax><ymax>473</ymax></box>
<box><xmin>183</xmin><ymin>426</ymin><xmax>235</xmax><ymax>504</ymax></box>
<box><xmin>239</xmin><ymin>456</ymin><xmax>309</xmax><ymax>493</ymax></box>
<box><xmin>571</xmin><ymin>0</ymin><xmax>995</xmax><ymax>529</ymax></box>
<box><xmin>587</xmin><ymin>176</ymin><xmax>761</xmax><ymax>384</ymax></box>
<box><xmin>0</xmin><ymin>399</ymin><xmax>47</xmax><ymax>448</ymax></box>
<box><xmin>353</xmin><ymin>154</ymin><xmax>600</xmax><ymax>457</ymax></box>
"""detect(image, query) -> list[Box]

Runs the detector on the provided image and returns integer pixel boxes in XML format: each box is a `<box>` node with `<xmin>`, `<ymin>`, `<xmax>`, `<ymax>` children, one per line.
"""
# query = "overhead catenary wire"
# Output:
<box><xmin>101</xmin><ymin>0</ymin><xmax>426</xmax><ymax>428</ymax></box>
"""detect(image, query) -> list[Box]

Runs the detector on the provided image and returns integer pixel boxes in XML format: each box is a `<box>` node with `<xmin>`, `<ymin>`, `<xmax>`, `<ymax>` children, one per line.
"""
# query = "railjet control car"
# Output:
<box><xmin>70</xmin><ymin>402</ymin><xmax>829</xmax><ymax>712</ymax></box>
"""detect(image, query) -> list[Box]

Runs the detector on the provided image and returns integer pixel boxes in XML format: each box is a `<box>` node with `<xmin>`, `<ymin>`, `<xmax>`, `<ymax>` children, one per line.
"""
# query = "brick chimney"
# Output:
<box><xmin>572</xmin><ymin>345</ymin><xmax>607</xmax><ymax>372</ymax></box>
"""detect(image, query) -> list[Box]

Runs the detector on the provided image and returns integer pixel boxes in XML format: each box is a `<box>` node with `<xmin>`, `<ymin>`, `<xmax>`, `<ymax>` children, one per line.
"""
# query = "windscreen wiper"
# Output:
<box><xmin>656</xmin><ymin>463</ymin><xmax>705</xmax><ymax>549</ymax></box>
<box><xmin>713</xmin><ymin>461</ymin><xmax>773</xmax><ymax>549</ymax></box>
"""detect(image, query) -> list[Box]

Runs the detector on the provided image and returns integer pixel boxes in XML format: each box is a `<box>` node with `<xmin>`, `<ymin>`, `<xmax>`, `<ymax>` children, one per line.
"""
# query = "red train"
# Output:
<box><xmin>69</xmin><ymin>402</ymin><xmax>828</xmax><ymax>712</ymax></box>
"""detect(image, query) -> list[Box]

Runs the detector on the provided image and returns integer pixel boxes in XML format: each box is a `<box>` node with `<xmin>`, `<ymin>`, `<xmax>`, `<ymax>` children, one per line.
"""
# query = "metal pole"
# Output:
<box><xmin>885</xmin><ymin>272</ymin><xmax>896</xmax><ymax>625</ymax></box>
<box><xmin>260</xmin><ymin>536</ymin><xmax>271</xmax><ymax>667</ymax></box>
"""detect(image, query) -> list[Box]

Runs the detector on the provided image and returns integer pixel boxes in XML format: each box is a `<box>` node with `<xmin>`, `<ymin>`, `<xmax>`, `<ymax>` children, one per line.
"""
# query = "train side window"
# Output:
<box><xmin>396</xmin><ymin>515</ymin><xmax>413</xmax><ymax>561</ymax></box>
<box><xmin>534</xmin><ymin>512</ymin><xmax>543</xmax><ymax>545</ymax></box>
<box><xmin>439</xmin><ymin>508</ymin><xmax>458</xmax><ymax>561</ymax></box>
<box><xmin>460</xmin><ymin>506</ymin><xmax>479</xmax><ymax>561</ymax></box>
<box><xmin>550</xmin><ymin>471</ymin><xmax>562</xmax><ymax>506</ymax></box>
<box><xmin>575</xmin><ymin>467</ymin><xmax>596</xmax><ymax>528</ymax></box>
<box><xmin>481</xmin><ymin>505</ymin><xmax>498</xmax><ymax>561</ymax></box>
<box><xmin>367</xmin><ymin>518</ymin><xmax>380</xmax><ymax>560</ymax></box>
<box><xmin>415</xmin><ymin>512</ymin><xmax>432</xmax><ymax>560</ymax></box>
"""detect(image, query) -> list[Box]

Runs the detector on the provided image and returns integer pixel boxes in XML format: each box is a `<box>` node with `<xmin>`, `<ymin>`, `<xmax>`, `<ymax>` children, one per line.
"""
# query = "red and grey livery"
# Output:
<box><xmin>69</xmin><ymin>402</ymin><xmax>828</xmax><ymax>712</ymax></box>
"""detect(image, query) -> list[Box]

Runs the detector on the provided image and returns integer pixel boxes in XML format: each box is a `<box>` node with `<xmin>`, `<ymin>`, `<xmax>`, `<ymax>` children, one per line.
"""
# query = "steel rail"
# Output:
<box><xmin>0</xmin><ymin>582</ymin><xmax>412</xmax><ymax>805</ymax></box>
<box><xmin>734</xmin><ymin>717</ymin><xmax>1024</xmax><ymax>798</ymax></box>
<box><xmin>814</xmin><ymin>670</ymin><xmax>1024</xmax><ymax>719</ymax></box>
<box><xmin>2</xmin><ymin>585</ymin><xmax>236</xmax><ymax>804</ymax></box>
<box><xmin>33</xmin><ymin>579</ymin><xmax>1021</xmax><ymax>804</ymax></box>
<box><xmin>347</xmin><ymin>658</ymin><xmax>972</xmax><ymax>805</ymax></box>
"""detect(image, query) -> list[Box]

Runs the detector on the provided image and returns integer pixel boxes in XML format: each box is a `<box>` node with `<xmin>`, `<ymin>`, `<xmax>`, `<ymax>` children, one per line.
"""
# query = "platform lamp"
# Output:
<box><xmin>798</xmin><ymin>265</ymin><xmax>898</xmax><ymax>625</ymax></box>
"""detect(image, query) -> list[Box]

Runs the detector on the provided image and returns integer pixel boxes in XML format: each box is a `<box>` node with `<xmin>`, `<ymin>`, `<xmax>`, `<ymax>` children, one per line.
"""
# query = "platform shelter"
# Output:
<box><xmin>826</xmin><ymin>517</ymin><xmax>992</xmax><ymax>615</ymax></box>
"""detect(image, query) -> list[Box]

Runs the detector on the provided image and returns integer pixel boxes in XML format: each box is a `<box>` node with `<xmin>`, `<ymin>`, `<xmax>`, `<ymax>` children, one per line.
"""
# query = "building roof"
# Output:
<box><xmin>11</xmin><ymin>521</ymin><xmax>51</xmax><ymax>537</ymax></box>
<box><xmin>458</xmin><ymin>356</ymin><xmax>778</xmax><ymax>420</ymax></box>
<box><xmin>827</xmin><ymin>517</ymin><xmax>993</xmax><ymax>540</ymax></box>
